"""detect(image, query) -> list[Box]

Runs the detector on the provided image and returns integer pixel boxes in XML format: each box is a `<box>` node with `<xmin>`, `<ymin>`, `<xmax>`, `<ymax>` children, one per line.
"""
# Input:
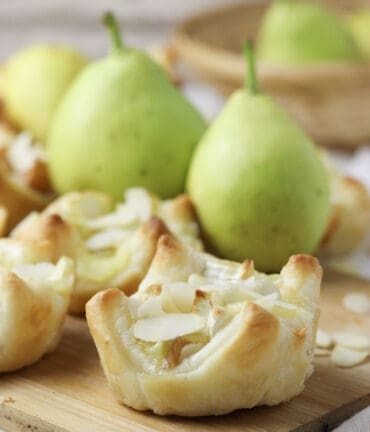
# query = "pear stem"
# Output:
<box><xmin>103</xmin><ymin>12</ymin><xmax>126</xmax><ymax>52</ymax></box>
<box><xmin>243</xmin><ymin>41</ymin><xmax>260</xmax><ymax>94</ymax></box>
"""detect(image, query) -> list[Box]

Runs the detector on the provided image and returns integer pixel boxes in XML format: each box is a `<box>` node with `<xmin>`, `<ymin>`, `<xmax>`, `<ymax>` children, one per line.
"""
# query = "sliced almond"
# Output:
<box><xmin>125</xmin><ymin>188</ymin><xmax>153</xmax><ymax>222</ymax></box>
<box><xmin>13</xmin><ymin>262</ymin><xmax>57</xmax><ymax>285</ymax></box>
<box><xmin>243</xmin><ymin>276</ymin><xmax>279</xmax><ymax>297</ymax></box>
<box><xmin>204</xmin><ymin>259</ymin><xmax>243</xmax><ymax>281</ymax></box>
<box><xmin>137</xmin><ymin>297</ymin><xmax>163</xmax><ymax>319</ymax></box>
<box><xmin>254</xmin><ymin>292</ymin><xmax>280</xmax><ymax>308</ymax></box>
<box><xmin>342</xmin><ymin>292</ymin><xmax>370</xmax><ymax>315</ymax></box>
<box><xmin>127</xmin><ymin>297</ymin><xmax>142</xmax><ymax>320</ymax></box>
<box><xmin>332</xmin><ymin>332</ymin><xmax>370</xmax><ymax>351</ymax></box>
<box><xmin>269</xmin><ymin>300</ymin><xmax>298</xmax><ymax>318</ymax></box>
<box><xmin>208</xmin><ymin>305</ymin><xmax>231</xmax><ymax>336</ymax></box>
<box><xmin>13</xmin><ymin>257</ymin><xmax>74</xmax><ymax>295</ymax></box>
<box><xmin>73</xmin><ymin>195</ymin><xmax>111</xmax><ymax>219</ymax></box>
<box><xmin>161</xmin><ymin>282</ymin><xmax>195</xmax><ymax>313</ymax></box>
<box><xmin>86</xmin><ymin>207</ymin><xmax>136</xmax><ymax>230</ymax></box>
<box><xmin>225</xmin><ymin>302</ymin><xmax>244</xmax><ymax>315</ymax></box>
<box><xmin>331</xmin><ymin>345</ymin><xmax>369</xmax><ymax>368</ymax></box>
<box><xmin>188</xmin><ymin>273</ymin><xmax>208</xmax><ymax>288</ymax></box>
<box><xmin>85</xmin><ymin>228</ymin><xmax>129</xmax><ymax>251</ymax></box>
<box><xmin>316</xmin><ymin>329</ymin><xmax>332</xmax><ymax>348</ymax></box>
<box><xmin>314</xmin><ymin>348</ymin><xmax>331</xmax><ymax>356</ymax></box>
<box><xmin>166</xmin><ymin>338</ymin><xmax>187</xmax><ymax>368</ymax></box>
<box><xmin>179</xmin><ymin>342</ymin><xmax>204</xmax><ymax>362</ymax></box>
<box><xmin>133</xmin><ymin>313</ymin><xmax>205</xmax><ymax>342</ymax></box>
<box><xmin>7</xmin><ymin>132</ymin><xmax>45</xmax><ymax>174</ymax></box>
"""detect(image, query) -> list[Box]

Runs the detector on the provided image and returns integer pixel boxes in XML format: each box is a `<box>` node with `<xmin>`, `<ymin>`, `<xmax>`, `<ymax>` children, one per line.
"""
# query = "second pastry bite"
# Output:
<box><xmin>12</xmin><ymin>188</ymin><xmax>203</xmax><ymax>314</ymax></box>
<box><xmin>86</xmin><ymin>234</ymin><xmax>322</xmax><ymax>416</ymax></box>
<box><xmin>0</xmin><ymin>255</ymin><xmax>74</xmax><ymax>372</ymax></box>
<box><xmin>319</xmin><ymin>174</ymin><xmax>370</xmax><ymax>256</ymax></box>
<box><xmin>318</xmin><ymin>150</ymin><xmax>370</xmax><ymax>257</ymax></box>
<box><xmin>0</xmin><ymin>125</ymin><xmax>53</xmax><ymax>233</ymax></box>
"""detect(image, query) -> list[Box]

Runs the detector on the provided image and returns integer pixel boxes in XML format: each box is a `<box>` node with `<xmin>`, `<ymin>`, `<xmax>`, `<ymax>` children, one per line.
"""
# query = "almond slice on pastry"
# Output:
<box><xmin>12</xmin><ymin>189</ymin><xmax>203</xmax><ymax>314</ymax></box>
<box><xmin>86</xmin><ymin>235</ymin><xmax>322</xmax><ymax>416</ymax></box>
<box><xmin>0</xmin><ymin>256</ymin><xmax>73</xmax><ymax>372</ymax></box>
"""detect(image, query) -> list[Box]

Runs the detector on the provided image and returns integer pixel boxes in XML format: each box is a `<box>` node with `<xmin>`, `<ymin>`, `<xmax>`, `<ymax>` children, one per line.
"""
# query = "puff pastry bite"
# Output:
<box><xmin>319</xmin><ymin>174</ymin><xmax>370</xmax><ymax>256</ymax></box>
<box><xmin>0</xmin><ymin>125</ymin><xmax>52</xmax><ymax>233</ymax></box>
<box><xmin>0</xmin><ymin>255</ymin><xmax>73</xmax><ymax>372</ymax></box>
<box><xmin>318</xmin><ymin>151</ymin><xmax>370</xmax><ymax>257</ymax></box>
<box><xmin>13</xmin><ymin>188</ymin><xmax>202</xmax><ymax>314</ymax></box>
<box><xmin>86</xmin><ymin>234</ymin><xmax>322</xmax><ymax>416</ymax></box>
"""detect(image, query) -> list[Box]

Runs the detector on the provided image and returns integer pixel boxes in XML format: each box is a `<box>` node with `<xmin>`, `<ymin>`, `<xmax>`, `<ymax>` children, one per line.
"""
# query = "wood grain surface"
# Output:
<box><xmin>0</xmin><ymin>271</ymin><xmax>369</xmax><ymax>432</ymax></box>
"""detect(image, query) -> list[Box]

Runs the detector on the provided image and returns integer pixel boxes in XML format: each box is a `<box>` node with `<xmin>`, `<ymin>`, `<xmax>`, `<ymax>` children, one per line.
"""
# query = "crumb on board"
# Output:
<box><xmin>0</xmin><ymin>396</ymin><xmax>16</xmax><ymax>403</ymax></box>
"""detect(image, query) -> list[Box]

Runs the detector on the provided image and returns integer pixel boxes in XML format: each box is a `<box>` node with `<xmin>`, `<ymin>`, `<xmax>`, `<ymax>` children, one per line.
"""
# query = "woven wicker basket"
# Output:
<box><xmin>172</xmin><ymin>0</ymin><xmax>370</xmax><ymax>149</ymax></box>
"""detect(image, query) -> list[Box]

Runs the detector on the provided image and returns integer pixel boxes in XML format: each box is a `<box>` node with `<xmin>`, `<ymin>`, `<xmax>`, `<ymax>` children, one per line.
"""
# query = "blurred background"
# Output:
<box><xmin>0</xmin><ymin>1</ymin><xmax>369</xmax><ymax>428</ymax></box>
<box><xmin>2</xmin><ymin>0</ymin><xmax>369</xmax><ymax>140</ymax></box>
<box><xmin>0</xmin><ymin>0</ymin><xmax>232</xmax><ymax>57</ymax></box>
<box><xmin>0</xmin><ymin>0</ymin><xmax>237</xmax><ymax>121</ymax></box>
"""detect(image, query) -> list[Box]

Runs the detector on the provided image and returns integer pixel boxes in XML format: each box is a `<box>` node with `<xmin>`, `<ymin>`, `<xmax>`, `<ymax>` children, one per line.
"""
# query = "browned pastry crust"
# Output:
<box><xmin>86</xmin><ymin>234</ymin><xmax>322</xmax><ymax>416</ymax></box>
<box><xmin>0</xmin><ymin>254</ymin><xmax>73</xmax><ymax>373</ymax></box>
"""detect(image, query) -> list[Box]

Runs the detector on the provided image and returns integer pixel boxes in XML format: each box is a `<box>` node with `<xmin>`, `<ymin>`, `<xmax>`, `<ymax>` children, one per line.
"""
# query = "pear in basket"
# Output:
<box><xmin>257</xmin><ymin>0</ymin><xmax>363</xmax><ymax>65</ymax></box>
<box><xmin>346</xmin><ymin>8</ymin><xmax>370</xmax><ymax>60</ymax></box>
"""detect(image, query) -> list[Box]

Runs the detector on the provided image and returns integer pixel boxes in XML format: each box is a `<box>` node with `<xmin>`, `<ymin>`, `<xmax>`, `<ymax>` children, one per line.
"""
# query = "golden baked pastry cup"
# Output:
<box><xmin>319</xmin><ymin>175</ymin><xmax>370</xmax><ymax>256</ymax></box>
<box><xmin>0</xmin><ymin>125</ymin><xmax>52</xmax><ymax>233</ymax></box>
<box><xmin>317</xmin><ymin>149</ymin><xmax>370</xmax><ymax>257</ymax></box>
<box><xmin>86</xmin><ymin>234</ymin><xmax>322</xmax><ymax>416</ymax></box>
<box><xmin>0</xmin><ymin>160</ymin><xmax>51</xmax><ymax>233</ymax></box>
<box><xmin>13</xmin><ymin>189</ymin><xmax>203</xmax><ymax>314</ymax></box>
<box><xmin>0</xmin><ymin>255</ymin><xmax>73</xmax><ymax>372</ymax></box>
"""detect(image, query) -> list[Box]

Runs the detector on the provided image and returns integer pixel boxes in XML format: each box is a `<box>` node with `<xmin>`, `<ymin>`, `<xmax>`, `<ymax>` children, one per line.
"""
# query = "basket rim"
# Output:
<box><xmin>172</xmin><ymin>2</ymin><xmax>370</xmax><ymax>86</ymax></box>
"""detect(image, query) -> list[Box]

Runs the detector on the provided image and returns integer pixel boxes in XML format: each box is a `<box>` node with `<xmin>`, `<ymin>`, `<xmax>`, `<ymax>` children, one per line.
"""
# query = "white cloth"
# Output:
<box><xmin>333</xmin><ymin>407</ymin><xmax>370</xmax><ymax>432</ymax></box>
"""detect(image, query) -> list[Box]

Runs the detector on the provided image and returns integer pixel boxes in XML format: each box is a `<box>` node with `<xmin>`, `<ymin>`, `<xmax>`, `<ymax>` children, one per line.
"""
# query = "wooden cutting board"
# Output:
<box><xmin>0</xmin><ymin>271</ymin><xmax>369</xmax><ymax>432</ymax></box>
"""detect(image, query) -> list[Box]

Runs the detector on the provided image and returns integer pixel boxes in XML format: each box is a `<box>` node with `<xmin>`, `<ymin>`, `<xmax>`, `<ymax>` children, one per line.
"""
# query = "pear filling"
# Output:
<box><xmin>128</xmin><ymin>269</ymin><xmax>301</xmax><ymax>371</ymax></box>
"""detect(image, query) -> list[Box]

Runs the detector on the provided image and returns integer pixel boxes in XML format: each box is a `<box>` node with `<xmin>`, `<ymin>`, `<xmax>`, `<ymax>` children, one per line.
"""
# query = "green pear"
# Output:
<box><xmin>47</xmin><ymin>13</ymin><xmax>206</xmax><ymax>200</ymax></box>
<box><xmin>346</xmin><ymin>8</ymin><xmax>370</xmax><ymax>60</ymax></box>
<box><xmin>2</xmin><ymin>44</ymin><xmax>88</xmax><ymax>142</ymax></box>
<box><xmin>187</xmin><ymin>43</ymin><xmax>330</xmax><ymax>272</ymax></box>
<box><xmin>257</xmin><ymin>0</ymin><xmax>363</xmax><ymax>65</ymax></box>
